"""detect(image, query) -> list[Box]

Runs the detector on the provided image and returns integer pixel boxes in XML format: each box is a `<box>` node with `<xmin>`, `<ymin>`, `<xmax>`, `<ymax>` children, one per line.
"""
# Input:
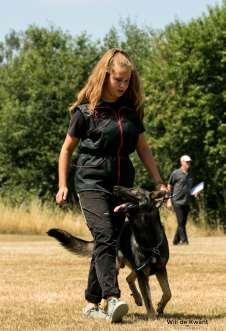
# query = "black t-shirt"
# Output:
<box><xmin>67</xmin><ymin>100</ymin><xmax>145</xmax><ymax>193</ymax></box>
<box><xmin>68</xmin><ymin>100</ymin><xmax>145</xmax><ymax>156</ymax></box>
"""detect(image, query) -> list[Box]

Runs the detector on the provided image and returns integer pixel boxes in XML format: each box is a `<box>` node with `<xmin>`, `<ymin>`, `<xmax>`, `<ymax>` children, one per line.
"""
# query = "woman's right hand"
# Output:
<box><xmin>56</xmin><ymin>134</ymin><xmax>78</xmax><ymax>205</ymax></box>
<box><xmin>56</xmin><ymin>186</ymin><xmax>68</xmax><ymax>205</ymax></box>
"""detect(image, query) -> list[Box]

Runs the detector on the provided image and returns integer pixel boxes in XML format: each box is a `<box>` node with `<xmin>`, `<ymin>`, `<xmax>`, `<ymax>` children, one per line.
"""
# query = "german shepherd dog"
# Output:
<box><xmin>48</xmin><ymin>186</ymin><xmax>172</xmax><ymax>319</ymax></box>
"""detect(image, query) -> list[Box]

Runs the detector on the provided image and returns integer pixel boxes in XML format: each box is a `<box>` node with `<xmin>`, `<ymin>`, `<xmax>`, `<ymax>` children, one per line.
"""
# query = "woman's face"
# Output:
<box><xmin>103</xmin><ymin>63</ymin><xmax>131</xmax><ymax>102</ymax></box>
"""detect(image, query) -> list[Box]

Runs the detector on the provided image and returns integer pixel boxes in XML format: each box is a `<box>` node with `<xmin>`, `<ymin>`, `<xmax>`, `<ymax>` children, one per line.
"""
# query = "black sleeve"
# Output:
<box><xmin>133</xmin><ymin>111</ymin><xmax>145</xmax><ymax>133</ymax></box>
<box><xmin>138</xmin><ymin>119</ymin><xmax>145</xmax><ymax>133</ymax></box>
<box><xmin>67</xmin><ymin>108</ymin><xmax>86</xmax><ymax>139</ymax></box>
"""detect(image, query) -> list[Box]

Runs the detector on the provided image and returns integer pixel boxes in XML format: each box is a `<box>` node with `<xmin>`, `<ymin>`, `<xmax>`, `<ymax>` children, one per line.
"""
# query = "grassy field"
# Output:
<box><xmin>1</xmin><ymin>234</ymin><xmax>226</xmax><ymax>331</ymax></box>
<box><xmin>0</xmin><ymin>201</ymin><xmax>225</xmax><ymax>330</ymax></box>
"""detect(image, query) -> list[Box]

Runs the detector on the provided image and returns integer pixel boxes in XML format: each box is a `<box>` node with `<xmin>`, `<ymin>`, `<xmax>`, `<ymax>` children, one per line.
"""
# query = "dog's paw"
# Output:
<box><xmin>156</xmin><ymin>306</ymin><xmax>164</xmax><ymax>318</ymax></box>
<box><xmin>147</xmin><ymin>313</ymin><xmax>156</xmax><ymax>320</ymax></box>
<box><xmin>156</xmin><ymin>311</ymin><xmax>164</xmax><ymax>318</ymax></box>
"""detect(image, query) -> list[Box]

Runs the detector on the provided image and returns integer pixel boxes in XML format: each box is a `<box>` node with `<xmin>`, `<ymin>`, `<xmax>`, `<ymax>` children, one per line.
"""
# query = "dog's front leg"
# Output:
<box><xmin>155</xmin><ymin>268</ymin><xmax>172</xmax><ymax>317</ymax></box>
<box><xmin>126</xmin><ymin>271</ymin><xmax>142</xmax><ymax>306</ymax></box>
<box><xmin>137</xmin><ymin>271</ymin><xmax>155</xmax><ymax>319</ymax></box>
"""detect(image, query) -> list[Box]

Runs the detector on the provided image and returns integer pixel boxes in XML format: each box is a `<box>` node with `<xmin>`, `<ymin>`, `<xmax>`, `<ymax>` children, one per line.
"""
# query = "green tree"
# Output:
<box><xmin>0</xmin><ymin>26</ymin><xmax>99</xmax><ymax>203</ymax></box>
<box><xmin>143</xmin><ymin>3</ymin><xmax>226</xmax><ymax>223</ymax></box>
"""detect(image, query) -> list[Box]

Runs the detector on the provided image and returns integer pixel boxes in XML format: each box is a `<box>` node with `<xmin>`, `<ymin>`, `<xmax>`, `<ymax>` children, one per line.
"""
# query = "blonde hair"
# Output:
<box><xmin>69</xmin><ymin>48</ymin><xmax>144</xmax><ymax>117</ymax></box>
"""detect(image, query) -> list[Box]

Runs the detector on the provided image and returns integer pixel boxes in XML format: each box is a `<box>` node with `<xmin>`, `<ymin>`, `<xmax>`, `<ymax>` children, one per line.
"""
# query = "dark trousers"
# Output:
<box><xmin>173</xmin><ymin>204</ymin><xmax>190</xmax><ymax>244</ymax></box>
<box><xmin>78</xmin><ymin>191</ymin><xmax>124</xmax><ymax>304</ymax></box>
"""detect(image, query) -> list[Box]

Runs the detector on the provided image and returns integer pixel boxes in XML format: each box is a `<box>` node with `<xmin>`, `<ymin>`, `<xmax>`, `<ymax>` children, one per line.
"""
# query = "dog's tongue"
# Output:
<box><xmin>114</xmin><ymin>203</ymin><xmax>128</xmax><ymax>213</ymax></box>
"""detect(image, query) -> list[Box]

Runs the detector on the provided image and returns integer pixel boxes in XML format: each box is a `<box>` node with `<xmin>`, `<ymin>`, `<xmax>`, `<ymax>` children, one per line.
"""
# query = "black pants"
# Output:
<box><xmin>173</xmin><ymin>204</ymin><xmax>190</xmax><ymax>244</ymax></box>
<box><xmin>78</xmin><ymin>191</ymin><xmax>124</xmax><ymax>304</ymax></box>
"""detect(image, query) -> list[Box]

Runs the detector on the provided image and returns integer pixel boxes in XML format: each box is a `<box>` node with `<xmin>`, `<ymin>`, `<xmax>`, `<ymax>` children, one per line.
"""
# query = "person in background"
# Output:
<box><xmin>55</xmin><ymin>48</ymin><xmax>166</xmax><ymax>323</ymax></box>
<box><xmin>167</xmin><ymin>155</ymin><xmax>194</xmax><ymax>245</ymax></box>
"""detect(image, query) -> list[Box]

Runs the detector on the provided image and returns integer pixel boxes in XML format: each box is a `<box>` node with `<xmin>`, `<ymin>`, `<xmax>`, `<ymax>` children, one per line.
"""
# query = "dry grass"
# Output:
<box><xmin>0</xmin><ymin>235</ymin><xmax>226</xmax><ymax>331</ymax></box>
<box><xmin>0</xmin><ymin>199</ymin><xmax>223</xmax><ymax>239</ymax></box>
<box><xmin>0</xmin><ymin>200</ymin><xmax>92</xmax><ymax>239</ymax></box>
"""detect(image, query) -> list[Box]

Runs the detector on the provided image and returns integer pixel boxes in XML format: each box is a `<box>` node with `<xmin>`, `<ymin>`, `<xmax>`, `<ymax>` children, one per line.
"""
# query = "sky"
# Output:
<box><xmin>0</xmin><ymin>0</ymin><xmax>223</xmax><ymax>42</ymax></box>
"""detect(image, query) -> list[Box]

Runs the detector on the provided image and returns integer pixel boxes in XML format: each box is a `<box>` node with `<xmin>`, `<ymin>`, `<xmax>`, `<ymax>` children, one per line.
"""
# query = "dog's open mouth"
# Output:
<box><xmin>114</xmin><ymin>202</ymin><xmax>137</xmax><ymax>213</ymax></box>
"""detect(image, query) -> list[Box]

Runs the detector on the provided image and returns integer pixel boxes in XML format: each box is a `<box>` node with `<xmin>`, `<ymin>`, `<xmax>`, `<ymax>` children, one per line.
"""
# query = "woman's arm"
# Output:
<box><xmin>136</xmin><ymin>133</ymin><xmax>165</xmax><ymax>189</ymax></box>
<box><xmin>56</xmin><ymin>134</ymin><xmax>79</xmax><ymax>204</ymax></box>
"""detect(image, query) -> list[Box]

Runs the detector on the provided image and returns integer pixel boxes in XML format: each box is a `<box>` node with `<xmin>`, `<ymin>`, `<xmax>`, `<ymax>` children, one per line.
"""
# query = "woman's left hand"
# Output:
<box><xmin>159</xmin><ymin>183</ymin><xmax>168</xmax><ymax>191</ymax></box>
<box><xmin>156</xmin><ymin>183</ymin><xmax>168</xmax><ymax>192</ymax></box>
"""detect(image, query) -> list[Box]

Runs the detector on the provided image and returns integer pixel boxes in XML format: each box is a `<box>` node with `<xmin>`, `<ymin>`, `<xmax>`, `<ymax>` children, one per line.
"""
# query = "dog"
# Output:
<box><xmin>48</xmin><ymin>186</ymin><xmax>172</xmax><ymax>319</ymax></box>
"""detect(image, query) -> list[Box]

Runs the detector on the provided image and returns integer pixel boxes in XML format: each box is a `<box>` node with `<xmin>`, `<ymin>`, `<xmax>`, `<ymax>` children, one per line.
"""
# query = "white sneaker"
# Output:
<box><xmin>106</xmin><ymin>297</ymin><xmax>128</xmax><ymax>323</ymax></box>
<box><xmin>82</xmin><ymin>306</ymin><xmax>107</xmax><ymax>319</ymax></box>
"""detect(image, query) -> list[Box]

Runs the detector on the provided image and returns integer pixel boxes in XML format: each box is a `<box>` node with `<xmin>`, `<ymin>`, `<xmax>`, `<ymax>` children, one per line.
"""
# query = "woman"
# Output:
<box><xmin>56</xmin><ymin>48</ymin><xmax>166</xmax><ymax>323</ymax></box>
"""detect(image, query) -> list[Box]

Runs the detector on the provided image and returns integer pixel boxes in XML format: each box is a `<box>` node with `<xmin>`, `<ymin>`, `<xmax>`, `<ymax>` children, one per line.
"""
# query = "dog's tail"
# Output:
<box><xmin>47</xmin><ymin>228</ymin><xmax>94</xmax><ymax>256</ymax></box>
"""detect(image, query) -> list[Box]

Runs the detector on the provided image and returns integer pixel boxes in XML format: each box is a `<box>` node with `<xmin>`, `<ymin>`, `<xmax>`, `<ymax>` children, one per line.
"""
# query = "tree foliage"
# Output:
<box><xmin>143</xmin><ymin>3</ymin><xmax>226</xmax><ymax>222</ymax></box>
<box><xmin>0</xmin><ymin>26</ymin><xmax>100</xmax><ymax>202</ymax></box>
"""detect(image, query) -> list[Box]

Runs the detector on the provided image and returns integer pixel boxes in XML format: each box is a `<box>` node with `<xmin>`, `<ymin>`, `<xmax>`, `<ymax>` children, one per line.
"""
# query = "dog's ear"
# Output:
<box><xmin>113</xmin><ymin>186</ymin><xmax>139</xmax><ymax>203</ymax></box>
<box><xmin>150</xmin><ymin>190</ymin><xmax>166</xmax><ymax>199</ymax></box>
